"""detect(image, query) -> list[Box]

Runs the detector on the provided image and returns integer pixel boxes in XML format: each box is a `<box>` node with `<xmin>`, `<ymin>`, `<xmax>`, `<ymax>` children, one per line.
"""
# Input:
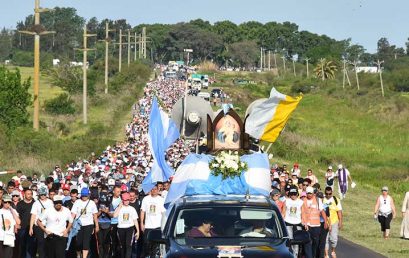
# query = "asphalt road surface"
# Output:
<box><xmin>336</xmin><ymin>237</ymin><xmax>386</xmax><ymax>258</ymax></box>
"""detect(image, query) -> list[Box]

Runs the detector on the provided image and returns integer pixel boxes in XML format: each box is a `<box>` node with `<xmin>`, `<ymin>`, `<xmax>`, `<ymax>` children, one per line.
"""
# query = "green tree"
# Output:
<box><xmin>0</xmin><ymin>28</ymin><xmax>13</xmax><ymax>61</ymax></box>
<box><xmin>0</xmin><ymin>67</ymin><xmax>31</xmax><ymax>129</ymax></box>
<box><xmin>228</xmin><ymin>40</ymin><xmax>259</xmax><ymax>68</ymax></box>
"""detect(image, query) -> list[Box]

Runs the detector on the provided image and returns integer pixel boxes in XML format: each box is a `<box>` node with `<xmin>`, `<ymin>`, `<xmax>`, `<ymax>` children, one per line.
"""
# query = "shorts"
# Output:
<box><xmin>76</xmin><ymin>225</ymin><xmax>94</xmax><ymax>251</ymax></box>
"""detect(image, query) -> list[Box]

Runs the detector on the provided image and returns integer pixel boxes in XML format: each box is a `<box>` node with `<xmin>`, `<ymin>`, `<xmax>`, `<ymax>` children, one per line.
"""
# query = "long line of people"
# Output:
<box><xmin>0</xmin><ymin>78</ymin><xmax>194</xmax><ymax>258</ymax></box>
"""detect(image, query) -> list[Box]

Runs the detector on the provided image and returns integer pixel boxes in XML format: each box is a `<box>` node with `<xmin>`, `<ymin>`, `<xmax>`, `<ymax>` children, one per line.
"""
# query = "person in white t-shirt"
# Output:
<box><xmin>282</xmin><ymin>187</ymin><xmax>304</xmax><ymax>257</ymax></box>
<box><xmin>37</xmin><ymin>195</ymin><xmax>73</xmax><ymax>258</ymax></box>
<box><xmin>0</xmin><ymin>194</ymin><xmax>20</xmax><ymax>258</ymax></box>
<box><xmin>70</xmin><ymin>188</ymin><xmax>99</xmax><ymax>258</ymax></box>
<box><xmin>140</xmin><ymin>186</ymin><xmax>165</xmax><ymax>258</ymax></box>
<box><xmin>113</xmin><ymin>193</ymin><xmax>140</xmax><ymax>258</ymax></box>
<box><xmin>29</xmin><ymin>186</ymin><xmax>53</xmax><ymax>258</ymax></box>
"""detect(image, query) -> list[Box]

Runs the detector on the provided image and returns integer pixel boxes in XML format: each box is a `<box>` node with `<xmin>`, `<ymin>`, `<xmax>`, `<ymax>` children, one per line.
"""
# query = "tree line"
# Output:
<box><xmin>1</xmin><ymin>7</ymin><xmax>409</xmax><ymax>68</ymax></box>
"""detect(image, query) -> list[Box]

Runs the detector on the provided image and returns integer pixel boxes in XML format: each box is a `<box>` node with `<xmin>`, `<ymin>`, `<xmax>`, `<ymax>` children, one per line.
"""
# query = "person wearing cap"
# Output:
<box><xmin>29</xmin><ymin>186</ymin><xmax>53</xmax><ymax>258</ymax></box>
<box><xmin>96</xmin><ymin>189</ymin><xmax>111</xmax><ymax>258</ymax></box>
<box><xmin>71</xmin><ymin>188</ymin><xmax>99</xmax><ymax>258</ymax></box>
<box><xmin>270</xmin><ymin>188</ymin><xmax>284</xmax><ymax>215</ymax></box>
<box><xmin>374</xmin><ymin>186</ymin><xmax>396</xmax><ymax>239</ymax></box>
<box><xmin>282</xmin><ymin>186</ymin><xmax>303</xmax><ymax>257</ymax></box>
<box><xmin>323</xmin><ymin>186</ymin><xmax>343</xmax><ymax>258</ymax></box>
<box><xmin>0</xmin><ymin>194</ymin><xmax>20</xmax><ymax>258</ymax></box>
<box><xmin>109</xmin><ymin>185</ymin><xmax>122</xmax><ymax>257</ymax></box>
<box><xmin>16</xmin><ymin>188</ymin><xmax>35</xmax><ymax>258</ymax></box>
<box><xmin>302</xmin><ymin>186</ymin><xmax>329</xmax><ymax>258</ymax></box>
<box><xmin>335</xmin><ymin>164</ymin><xmax>353</xmax><ymax>200</ymax></box>
<box><xmin>37</xmin><ymin>195</ymin><xmax>73</xmax><ymax>258</ymax></box>
<box><xmin>61</xmin><ymin>184</ymin><xmax>71</xmax><ymax>204</ymax></box>
<box><xmin>10</xmin><ymin>190</ymin><xmax>20</xmax><ymax>209</ymax></box>
<box><xmin>291</xmin><ymin>163</ymin><xmax>301</xmax><ymax>177</ymax></box>
<box><xmin>325</xmin><ymin>166</ymin><xmax>336</xmax><ymax>190</ymax></box>
<box><xmin>64</xmin><ymin>189</ymin><xmax>78</xmax><ymax>210</ymax></box>
<box><xmin>113</xmin><ymin>192</ymin><xmax>140</xmax><ymax>258</ymax></box>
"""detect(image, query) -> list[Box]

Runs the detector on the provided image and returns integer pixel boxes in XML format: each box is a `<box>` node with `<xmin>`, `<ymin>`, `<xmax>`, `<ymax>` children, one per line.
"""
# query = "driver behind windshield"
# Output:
<box><xmin>187</xmin><ymin>219</ymin><xmax>217</xmax><ymax>237</ymax></box>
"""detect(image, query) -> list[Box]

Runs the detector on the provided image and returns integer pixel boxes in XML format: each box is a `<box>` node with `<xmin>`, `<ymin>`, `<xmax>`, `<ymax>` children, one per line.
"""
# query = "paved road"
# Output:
<box><xmin>336</xmin><ymin>237</ymin><xmax>386</xmax><ymax>258</ymax></box>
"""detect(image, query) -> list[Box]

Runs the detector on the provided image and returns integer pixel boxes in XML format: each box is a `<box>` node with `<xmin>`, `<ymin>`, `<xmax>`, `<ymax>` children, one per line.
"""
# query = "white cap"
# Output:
<box><xmin>306</xmin><ymin>186</ymin><xmax>314</xmax><ymax>194</ymax></box>
<box><xmin>328</xmin><ymin>166</ymin><xmax>333</xmax><ymax>170</ymax></box>
<box><xmin>338</xmin><ymin>164</ymin><xmax>343</xmax><ymax>169</ymax></box>
<box><xmin>53</xmin><ymin>195</ymin><xmax>63</xmax><ymax>202</ymax></box>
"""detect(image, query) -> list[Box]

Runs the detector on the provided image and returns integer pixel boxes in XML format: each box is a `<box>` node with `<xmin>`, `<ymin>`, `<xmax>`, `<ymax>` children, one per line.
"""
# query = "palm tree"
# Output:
<box><xmin>314</xmin><ymin>58</ymin><xmax>338</xmax><ymax>80</ymax></box>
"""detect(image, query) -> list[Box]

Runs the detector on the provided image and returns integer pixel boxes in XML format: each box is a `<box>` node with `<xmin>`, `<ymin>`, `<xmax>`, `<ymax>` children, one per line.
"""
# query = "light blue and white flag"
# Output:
<box><xmin>164</xmin><ymin>152</ymin><xmax>271</xmax><ymax>208</ymax></box>
<box><xmin>142</xmin><ymin>97</ymin><xmax>180</xmax><ymax>193</ymax></box>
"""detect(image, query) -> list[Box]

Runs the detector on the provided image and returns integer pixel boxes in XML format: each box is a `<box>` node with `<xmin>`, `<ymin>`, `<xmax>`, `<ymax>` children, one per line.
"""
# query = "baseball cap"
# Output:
<box><xmin>38</xmin><ymin>186</ymin><xmax>48</xmax><ymax>196</ymax></box>
<box><xmin>81</xmin><ymin>188</ymin><xmax>90</xmax><ymax>197</ymax></box>
<box><xmin>328</xmin><ymin>166</ymin><xmax>333</xmax><ymax>170</ymax></box>
<box><xmin>300</xmin><ymin>192</ymin><xmax>307</xmax><ymax>198</ymax></box>
<box><xmin>270</xmin><ymin>188</ymin><xmax>280</xmax><ymax>196</ymax></box>
<box><xmin>2</xmin><ymin>194</ymin><xmax>12</xmax><ymax>202</ymax></box>
<box><xmin>289</xmin><ymin>187</ymin><xmax>298</xmax><ymax>194</ymax></box>
<box><xmin>62</xmin><ymin>184</ymin><xmax>70</xmax><ymax>191</ymax></box>
<box><xmin>120</xmin><ymin>184</ymin><xmax>128</xmax><ymax>192</ymax></box>
<box><xmin>11</xmin><ymin>190</ymin><xmax>20</xmax><ymax>197</ymax></box>
<box><xmin>53</xmin><ymin>195</ymin><xmax>63</xmax><ymax>203</ymax></box>
<box><xmin>381</xmin><ymin>186</ymin><xmax>388</xmax><ymax>191</ymax></box>
<box><xmin>306</xmin><ymin>186</ymin><xmax>314</xmax><ymax>194</ymax></box>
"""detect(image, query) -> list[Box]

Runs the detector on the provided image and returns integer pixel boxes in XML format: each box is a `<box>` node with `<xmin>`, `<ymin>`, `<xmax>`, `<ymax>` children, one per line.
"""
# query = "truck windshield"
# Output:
<box><xmin>173</xmin><ymin>207</ymin><xmax>282</xmax><ymax>239</ymax></box>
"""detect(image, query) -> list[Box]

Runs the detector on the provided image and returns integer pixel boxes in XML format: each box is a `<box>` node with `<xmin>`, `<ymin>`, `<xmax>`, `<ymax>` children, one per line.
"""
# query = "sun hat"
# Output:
<box><xmin>381</xmin><ymin>186</ymin><xmax>388</xmax><ymax>191</ymax></box>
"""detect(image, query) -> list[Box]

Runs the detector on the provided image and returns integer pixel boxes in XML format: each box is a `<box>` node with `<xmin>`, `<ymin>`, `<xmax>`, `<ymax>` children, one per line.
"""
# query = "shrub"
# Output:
<box><xmin>44</xmin><ymin>93</ymin><xmax>76</xmax><ymax>115</ymax></box>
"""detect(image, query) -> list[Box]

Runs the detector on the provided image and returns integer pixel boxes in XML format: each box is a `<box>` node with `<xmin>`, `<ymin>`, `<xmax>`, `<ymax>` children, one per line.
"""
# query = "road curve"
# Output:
<box><xmin>336</xmin><ymin>237</ymin><xmax>386</xmax><ymax>258</ymax></box>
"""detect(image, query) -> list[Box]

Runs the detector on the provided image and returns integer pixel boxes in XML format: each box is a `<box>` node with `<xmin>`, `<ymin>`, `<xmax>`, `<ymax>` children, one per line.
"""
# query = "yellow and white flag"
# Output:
<box><xmin>245</xmin><ymin>87</ymin><xmax>302</xmax><ymax>143</ymax></box>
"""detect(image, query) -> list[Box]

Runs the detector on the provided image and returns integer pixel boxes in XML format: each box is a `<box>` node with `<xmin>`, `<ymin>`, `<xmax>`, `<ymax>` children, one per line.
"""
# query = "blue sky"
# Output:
<box><xmin>1</xmin><ymin>0</ymin><xmax>408</xmax><ymax>53</ymax></box>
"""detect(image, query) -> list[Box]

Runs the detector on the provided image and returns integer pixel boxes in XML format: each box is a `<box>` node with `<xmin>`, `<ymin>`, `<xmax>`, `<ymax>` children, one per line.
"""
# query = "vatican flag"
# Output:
<box><xmin>245</xmin><ymin>87</ymin><xmax>302</xmax><ymax>143</ymax></box>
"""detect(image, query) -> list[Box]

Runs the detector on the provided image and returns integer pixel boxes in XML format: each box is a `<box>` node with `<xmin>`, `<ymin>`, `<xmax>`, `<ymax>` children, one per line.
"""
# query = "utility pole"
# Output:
<box><xmin>127</xmin><ymin>30</ymin><xmax>136</xmax><ymax>67</ymax></box>
<box><xmin>281</xmin><ymin>55</ymin><xmax>286</xmax><ymax>75</ymax></box>
<box><xmin>134</xmin><ymin>32</ymin><xmax>138</xmax><ymax>61</ymax></box>
<box><xmin>350</xmin><ymin>60</ymin><xmax>360</xmax><ymax>90</ymax></box>
<box><xmin>292</xmin><ymin>56</ymin><xmax>296</xmax><ymax>77</ymax></box>
<box><xmin>142</xmin><ymin>27</ymin><xmax>147</xmax><ymax>59</ymax></box>
<box><xmin>305</xmin><ymin>57</ymin><xmax>310</xmax><ymax>78</ymax></box>
<box><xmin>320</xmin><ymin>58</ymin><xmax>325</xmax><ymax>81</ymax></box>
<box><xmin>118</xmin><ymin>29</ymin><xmax>123</xmax><ymax>72</ymax></box>
<box><xmin>375</xmin><ymin>60</ymin><xmax>385</xmax><ymax>97</ymax></box>
<box><xmin>19</xmin><ymin>0</ymin><xmax>54</xmax><ymax>131</ymax></box>
<box><xmin>100</xmin><ymin>22</ymin><xmax>115</xmax><ymax>94</ymax></box>
<box><xmin>268</xmin><ymin>50</ymin><xmax>271</xmax><ymax>71</ymax></box>
<box><xmin>342</xmin><ymin>59</ymin><xmax>351</xmax><ymax>88</ymax></box>
<box><xmin>273</xmin><ymin>51</ymin><xmax>279</xmax><ymax>77</ymax></box>
<box><xmin>260</xmin><ymin>47</ymin><xmax>263</xmax><ymax>71</ymax></box>
<box><xmin>184</xmin><ymin>49</ymin><xmax>193</xmax><ymax>65</ymax></box>
<box><xmin>76</xmin><ymin>26</ymin><xmax>96</xmax><ymax>125</ymax></box>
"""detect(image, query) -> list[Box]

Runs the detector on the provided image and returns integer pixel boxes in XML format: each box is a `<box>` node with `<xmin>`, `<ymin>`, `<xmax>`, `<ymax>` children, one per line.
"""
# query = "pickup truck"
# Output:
<box><xmin>148</xmin><ymin>195</ymin><xmax>309</xmax><ymax>258</ymax></box>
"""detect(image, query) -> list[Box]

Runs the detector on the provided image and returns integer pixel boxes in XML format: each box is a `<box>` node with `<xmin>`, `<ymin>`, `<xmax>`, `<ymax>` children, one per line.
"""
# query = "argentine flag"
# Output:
<box><xmin>142</xmin><ymin>97</ymin><xmax>180</xmax><ymax>193</ymax></box>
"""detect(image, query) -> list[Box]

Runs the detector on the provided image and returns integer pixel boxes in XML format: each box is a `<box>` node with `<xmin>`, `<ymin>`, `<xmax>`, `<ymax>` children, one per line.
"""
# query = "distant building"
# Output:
<box><xmin>356</xmin><ymin>66</ymin><xmax>379</xmax><ymax>73</ymax></box>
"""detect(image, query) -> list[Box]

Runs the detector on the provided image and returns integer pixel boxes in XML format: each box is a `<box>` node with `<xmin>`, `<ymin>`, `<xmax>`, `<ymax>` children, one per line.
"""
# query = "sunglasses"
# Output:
<box><xmin>325</xmin><ymin>192</ymin><xmax>332</xmax><ymax>196</ymax></box>
<box><xmin>303</xmin><ymin>184</ymin><xmax>309</xmax><ymax>186</ymax></box>
<box><xmin>12</xmin><ymin>195</ymin><xmax>19</xmax><ymax>197</ymax></box>
<box><xmin>3</xmin><ymin>201</ymin><xmax>12</xmax><ymax>204</ymax></box>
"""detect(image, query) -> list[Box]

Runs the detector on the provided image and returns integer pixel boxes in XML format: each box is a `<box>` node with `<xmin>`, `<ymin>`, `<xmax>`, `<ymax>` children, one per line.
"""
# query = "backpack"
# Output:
<box><xmin>324</xmin><ymin>196</ymin><xmax>338</xmax><ymax>217</ymax></box>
